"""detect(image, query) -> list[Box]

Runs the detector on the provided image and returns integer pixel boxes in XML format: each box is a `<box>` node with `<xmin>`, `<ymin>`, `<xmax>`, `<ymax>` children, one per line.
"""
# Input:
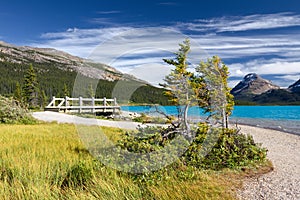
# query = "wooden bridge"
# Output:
<box><xmin>44</xmin><ymin>96</ymin><xmax>121</xmax><ymax>114</ymax></box>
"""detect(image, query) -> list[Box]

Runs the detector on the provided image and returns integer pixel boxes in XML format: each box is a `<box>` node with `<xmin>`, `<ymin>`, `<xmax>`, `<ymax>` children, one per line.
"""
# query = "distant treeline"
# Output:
<box><xmin>233</xmin><ymin>89</ymin><xmax>300</xmax><ymax>105</ymax></box>
<box><xmin>0</xmin><ymin>61</ymin><xmax>169</xmax><ymax>105</ymax></box>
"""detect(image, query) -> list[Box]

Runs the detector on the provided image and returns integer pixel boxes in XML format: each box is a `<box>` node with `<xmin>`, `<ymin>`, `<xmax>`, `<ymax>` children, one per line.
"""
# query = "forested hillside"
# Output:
<box><xmin>0</xmin><ymin>61</ymin><xmax>169</xmax><ymax>105</ymax></box>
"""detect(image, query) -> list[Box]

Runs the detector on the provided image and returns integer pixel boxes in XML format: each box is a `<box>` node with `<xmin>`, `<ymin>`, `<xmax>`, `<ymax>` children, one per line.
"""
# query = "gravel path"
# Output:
<box><xmin>32</xmin><ymin>111</ymin><xmax>141</xmax><ymax>129</ymax></box>
<box><xmin>237</xmin><ymin>125</ymin><xmax>300</xmax><ymax>200</ymax></box>
<box><xmin>32</xmin><ymin>112</ymin><xmax>300</xmax><ymax>199</ymax></box>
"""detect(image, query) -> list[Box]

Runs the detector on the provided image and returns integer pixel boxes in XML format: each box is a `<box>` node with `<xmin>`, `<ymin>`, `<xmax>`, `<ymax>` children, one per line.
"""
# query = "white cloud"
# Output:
<box><xmin>97</xmin><ymin>10</ymin><xmax>121</xmax><ymax>14</ymax></box>
<box><xmin>275</xmin><ymin>75</ymin><xmax>300</xmax><ymax>81</ymax></box>
<box><xmin>178</xmin><ymin>12</ymin><xmax>300</xmax><ymax>32</ymax></box>
<box><xmin>229</xmin><ymin>60</ymin><xmax>300</xmax><ymax>77</ymax></box>
<box><xmin>190</xmin><ymin>34</ymin><xmax>300</xmax><ymax>60</ymax></box>
<box><xmin>88</xmin><ymin>18</ymin><xmax>116</xmax><ymax>25</ymax></box>
<box><xmin>123</xmin><ymin>63</ymin><xmax>171</xmax><ymax>86</ymax></box>
<box><xmin>256</xmin><ymin>62</ymin><xmax>300</xmax><ymax>77</ymax></box>
<box><xmin>158</xmin><ymin>2</ymin><xmax>179</xmax><ymax>6</ymax></box>
<box><xmin>88</xmin><ymin>27</ymin><xmax>209</xmax><ymax>67</ymax></box>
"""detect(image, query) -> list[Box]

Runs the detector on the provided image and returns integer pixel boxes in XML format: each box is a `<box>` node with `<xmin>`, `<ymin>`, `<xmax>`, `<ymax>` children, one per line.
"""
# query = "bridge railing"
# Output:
<box><xmin>45</xmin><ymin>96</ymin><xmax>120</xmax><ymax>114</ymax></box>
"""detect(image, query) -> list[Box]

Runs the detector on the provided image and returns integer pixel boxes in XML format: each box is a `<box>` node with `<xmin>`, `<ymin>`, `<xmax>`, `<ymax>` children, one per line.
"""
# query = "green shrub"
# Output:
<box><xmin>183</xmin><ymin>123</ymin><xmax>267</xmax><ymax>170</ymax></box>
<box><xmin>95</xmin><ymin>125</ymin><xmax>186</xmax><ymax>174</ymax></box>
<box><xmin>114</xmin><ymin>123</ymin><xmax>267</xmax><ymax>172</ymax></box>
<box><xmin>118</xmin><ymin>126</ymin><xmax>166</xmax><ymax>153</ymax></box>
<box><xmin>0</xmin><ymin>95</ymin><xmax>36</xmax><ymax>124</ymax></box>
<box><xmin>60</xmin><ymin>161</ymin><xmax>93</xmax><ymax>189</ymax></box>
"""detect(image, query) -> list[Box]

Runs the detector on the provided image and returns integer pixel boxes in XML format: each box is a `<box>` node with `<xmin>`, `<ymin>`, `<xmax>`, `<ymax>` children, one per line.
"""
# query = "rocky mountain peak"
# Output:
<box><xmin>231</xmin><ymin>73</ymin><xmax>280</xmax><ymax>95</ymax></box>
<box><xmin>242</xmin><ymin>73</ymin><xmax>259</xmax><ymax>83</ymax></box>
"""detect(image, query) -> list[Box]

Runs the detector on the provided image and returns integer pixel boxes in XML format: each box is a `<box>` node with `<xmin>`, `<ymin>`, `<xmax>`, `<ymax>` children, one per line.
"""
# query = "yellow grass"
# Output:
<box><xmin>0</xmin><ymin>123</ymin><xmax>269</xmax><ymax>199</ymax></box>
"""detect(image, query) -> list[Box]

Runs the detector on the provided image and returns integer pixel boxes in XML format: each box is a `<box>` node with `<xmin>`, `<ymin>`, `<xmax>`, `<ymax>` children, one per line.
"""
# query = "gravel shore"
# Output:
<box><xmin>237</xmin><ymin>125</ymin><xmax>300</xmax><ymax>200</ymax></box>
<box><xmin>32</xmin><ymin>112</ymin><xmax>300</xmax><ymax>199</ymax></box>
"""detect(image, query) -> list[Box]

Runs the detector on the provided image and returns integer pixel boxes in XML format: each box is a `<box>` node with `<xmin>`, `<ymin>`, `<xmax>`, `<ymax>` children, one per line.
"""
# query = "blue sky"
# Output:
<box><xmin>1</xmin><ymin>0</ymin><xmax>300</xmax><ymax>87</ymax></box>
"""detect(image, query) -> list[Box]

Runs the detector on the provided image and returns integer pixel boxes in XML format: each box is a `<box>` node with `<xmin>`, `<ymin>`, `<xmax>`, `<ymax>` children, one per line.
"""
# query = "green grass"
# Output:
<box><xmin>0</xmin><ymin>123</ymin><xmax>272</xmax><ymax>199</ymax></box>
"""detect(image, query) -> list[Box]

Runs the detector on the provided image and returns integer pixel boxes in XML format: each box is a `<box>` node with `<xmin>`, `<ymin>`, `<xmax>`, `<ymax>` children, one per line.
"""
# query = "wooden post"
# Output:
<box><xmin>92</xmin><ymin>97</ymin><xmax>95</xmax><ymax>113</ymax></box>
<box><xmin>79</xmin><ymin>96</ymin><xmax>82</xmax><ymax>113</ymax></box>
<box><xmin>53</xmin><ymin>96</ymin><xmax>56</xmax><ymax>107</ymax></box>
<box><xmin>103</xmin><ymin>97</ymin><xmax>106</xmax><ymax>112</ymax></box>
<box><xmin>113</xmin><ymin>97</ymin><xmax>117</xmax><ymax>113</ymax></box>
<box><xmin>65</xmin><ymin>96</ymin><xmax>68</xmax><ymax>113</ymax></box>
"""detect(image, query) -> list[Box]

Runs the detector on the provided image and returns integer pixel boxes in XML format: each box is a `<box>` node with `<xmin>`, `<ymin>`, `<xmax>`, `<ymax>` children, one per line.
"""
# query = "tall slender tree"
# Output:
<box><xmin>162</xmin><ymin>39</ymin><xmax>197</xmax><ymax>137</ymax></box>
<box><xmin>197</xmin><ymin>56</ymin><xmax>234</xmax><ymax>128</ymax></box>
<box><xmin>39</xmin><ymin>89</ymin><xmax>48</xmax><ymax>108</ymax></box>
<box><xmin>63</xmin><ymin>83</ymin><xmax>70</xmax><ymax>97</ymax></box>
<box><xmin>23</xmin><ymin>64</ymin><xmax>38</xmax><ymax>108</ymax></box>
<box><xmin>87</xmin><ymin>83</ymin><xmax>95</xmax><ymax>98</ymax></box>
<box><xmin>14</xmin><ymin>82</ymin><xmax>23</xmax><ymax>103</ymax></box>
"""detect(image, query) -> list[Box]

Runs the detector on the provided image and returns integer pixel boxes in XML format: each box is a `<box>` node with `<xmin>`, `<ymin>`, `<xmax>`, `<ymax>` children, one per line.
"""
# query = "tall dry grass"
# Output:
<box><xmin>0</xmin><ymin>123</ymin><xmax>252</xmax><ymax>199</ymax></box>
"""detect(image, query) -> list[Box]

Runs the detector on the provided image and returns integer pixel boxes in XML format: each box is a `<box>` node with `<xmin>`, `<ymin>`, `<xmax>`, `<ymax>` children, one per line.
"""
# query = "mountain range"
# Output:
<box><xmin>231</xmin><ymin>73</ymin><xmax>300</xmax><ymax>105</ymax></box>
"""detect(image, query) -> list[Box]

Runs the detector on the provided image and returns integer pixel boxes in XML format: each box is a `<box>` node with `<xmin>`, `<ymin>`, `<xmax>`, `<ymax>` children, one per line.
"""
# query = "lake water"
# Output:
<box><xmin>121</xmin><ymin>106</ymin><xmax>300</xmax><ymax>135</ymax></box>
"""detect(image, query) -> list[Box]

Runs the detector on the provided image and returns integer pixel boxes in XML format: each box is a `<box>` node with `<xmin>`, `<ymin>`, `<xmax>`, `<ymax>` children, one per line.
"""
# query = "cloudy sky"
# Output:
<box><xmin>1</xmin><ymin>0</ymin><xmax>300</xmax><ymax>87</ymax></box>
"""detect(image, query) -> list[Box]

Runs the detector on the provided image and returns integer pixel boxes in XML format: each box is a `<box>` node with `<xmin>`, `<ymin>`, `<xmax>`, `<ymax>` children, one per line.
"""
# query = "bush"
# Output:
<box><xmin>183</xmin><ymin>123</ymin><xmax>267</xmax><ymax>170</ymax></box>
<box><xmin>95</xmin><ymin>125</ymin><xmax>187</xmax><ymax>174</ymax></box>
<box><xmin>115</xmin><ymin>123</ymin><xmax>267</xmax><ymax>172</ymax></box>
<box><xmin>118</xmin><ymin>126</ymin><xmax>166</xmax><ymax>153</ymax></box>
<box><xmin>0</xmin><ymin>95</ymin><xmax>36</xmax><ymax>124</ymax></box>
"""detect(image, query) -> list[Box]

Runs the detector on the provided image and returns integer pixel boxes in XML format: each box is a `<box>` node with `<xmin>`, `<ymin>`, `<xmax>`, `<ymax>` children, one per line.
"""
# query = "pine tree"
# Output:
<box><xmin>23</xmin><ymin>64</ymin><xmax>38</xmax><ymax>108</ymax></box>
<box><xmin>63</xmin><ymin>83</ymin><xmax>70</xmax><ymax>97</ymax></box>
<box><xmin>86</xmin><ymin>83</ymin><xmax>95</xmax><ymax>98</ymax></box>
<box><xmin>14</xmin><ymin>82</ymin><xmax>23</xmax><ymax>103</ymax></box>
<box><xmin>162</xmin><ymin>39</ymin><xmax>198</xmax><ymax>137</ymax></box>
<box><xmin>39</xmin><ymin>89</ymin><xmax>48</xmax><ymax>108</ymax></box>
<box><xmin>197</xmin><ymin>56</ymin><xmax>234</xmax><ymax>128</ymax></box>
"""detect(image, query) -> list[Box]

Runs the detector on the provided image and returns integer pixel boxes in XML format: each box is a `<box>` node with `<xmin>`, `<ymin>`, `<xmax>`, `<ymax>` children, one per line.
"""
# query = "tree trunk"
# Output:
<box><xmin>183</xmin><ymin>104</ymin><xmax>190</xmax><ymax>137</ymax></box>
<box><xmin>222</xmin><ymin>106</ymin><xmax>226</xmax><ymax>129</ymax></box>
<box><xmin>225</xmin><ymin>113</ymin><xmax>229</xmax><ymax>129</ymax></box>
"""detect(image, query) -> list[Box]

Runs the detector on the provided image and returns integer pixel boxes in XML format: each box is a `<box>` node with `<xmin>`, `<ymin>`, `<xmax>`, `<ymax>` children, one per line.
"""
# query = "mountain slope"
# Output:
<box><xmin>0</xmin><ymin>41</ymin><xmax>144</xmax><ymax>82</ymax></box>
<box><xmin>0</xmin><ymin>41</ymin><xmax>168</xmax><ymax>105</ymax></box>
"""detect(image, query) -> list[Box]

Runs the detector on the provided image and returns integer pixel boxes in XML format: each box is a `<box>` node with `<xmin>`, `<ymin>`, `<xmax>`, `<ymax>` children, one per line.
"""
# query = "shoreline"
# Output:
<box><xmin>231</xmin><ymin>120</ymin><xmax>300</xmax><ymax>136</ymax></box>
<box><xmin>229</xmin><ymin>116</ymin><xmax>300</xmax><ymax>136</ymax></box>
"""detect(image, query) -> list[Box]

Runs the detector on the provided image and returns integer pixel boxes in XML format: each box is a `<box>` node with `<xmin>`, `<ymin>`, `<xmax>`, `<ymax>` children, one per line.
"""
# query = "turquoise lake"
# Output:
<box><xmin>121</xmin><ymin>106</ymin><xmax>300</xmax><ymax>134</ymax></box>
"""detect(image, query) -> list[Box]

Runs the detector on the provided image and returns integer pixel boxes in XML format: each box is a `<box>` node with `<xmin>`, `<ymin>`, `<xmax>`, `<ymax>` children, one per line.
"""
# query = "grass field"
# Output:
<box><xmin>0</xmin><ymin>123</ymin><xmax>271</xmax><ymax>199</ymax></box>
